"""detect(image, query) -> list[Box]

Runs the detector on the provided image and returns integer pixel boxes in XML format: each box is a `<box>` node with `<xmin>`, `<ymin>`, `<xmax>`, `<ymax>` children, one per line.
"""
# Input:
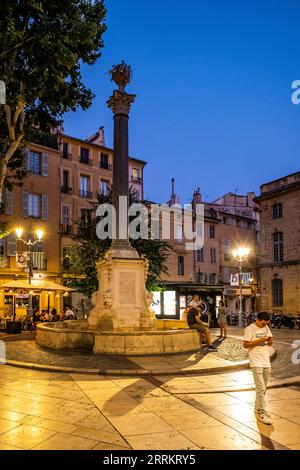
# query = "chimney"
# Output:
<box><xmin>167</xmin><ymin>177</ymin><xmax>180</xmax><ymax>206</ymax></box>
<box><xmin>98</xmin><ymin>126</ymin><xmax>105</xmax><ymax>146</ymax></box>
<box><xmin>192</xmin><ymin>187</ymin><xmax>202</xmax><ymax>204</ymax></box>
<box><xmin>247</xmin><ymin>191</ymin><xmax>255</xmax><ymax>206</ymax></box>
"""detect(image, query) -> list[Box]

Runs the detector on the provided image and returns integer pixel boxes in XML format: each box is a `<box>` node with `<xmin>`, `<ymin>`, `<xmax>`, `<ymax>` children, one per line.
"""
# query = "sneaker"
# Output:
<box><xmin>258</xmin><ymin>413</ymin><xmax>273</xmax><ymax>425</ymax></box>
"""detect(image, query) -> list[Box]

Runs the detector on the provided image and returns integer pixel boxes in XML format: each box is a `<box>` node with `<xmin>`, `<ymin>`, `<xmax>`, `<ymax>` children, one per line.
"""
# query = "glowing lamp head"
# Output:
<box><xmin>36</xmin><ymin>229</ymin><xmax>43</xmax><ymax>241</ymax></box>
<box><xmin>15</xmin><ymin>228</ymin><xmax>23</xmax><ymax>239</ymax></box>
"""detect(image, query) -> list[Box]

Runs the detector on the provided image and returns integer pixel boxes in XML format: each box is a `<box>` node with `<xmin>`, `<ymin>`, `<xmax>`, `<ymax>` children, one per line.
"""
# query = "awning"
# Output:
<box><xmin>0</xmin><ymin>280</ymin><xmax>75</xmax><ymax>292</ymax></box>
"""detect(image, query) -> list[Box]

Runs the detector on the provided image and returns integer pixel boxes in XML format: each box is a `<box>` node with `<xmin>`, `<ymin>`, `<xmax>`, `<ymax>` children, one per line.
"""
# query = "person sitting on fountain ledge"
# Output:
<box><xmin>187</xmin><ymin>306</ymin><xmax>218</xmax><ymax>352</ymax></box>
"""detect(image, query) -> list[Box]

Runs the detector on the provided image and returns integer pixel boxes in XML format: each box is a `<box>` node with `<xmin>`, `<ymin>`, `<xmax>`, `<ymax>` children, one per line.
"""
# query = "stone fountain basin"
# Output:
<box><xmin>36</xmin><ymin>320</ymin><xmax>200</xmax><ymax>355</ymax></box>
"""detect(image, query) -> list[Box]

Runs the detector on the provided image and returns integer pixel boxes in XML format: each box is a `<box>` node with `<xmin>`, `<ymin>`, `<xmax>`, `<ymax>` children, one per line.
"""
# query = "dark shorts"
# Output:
<box><xmin>189</xmin><ymin>323</ymin><xmax>207</xmax><ymax>334</ymax></box>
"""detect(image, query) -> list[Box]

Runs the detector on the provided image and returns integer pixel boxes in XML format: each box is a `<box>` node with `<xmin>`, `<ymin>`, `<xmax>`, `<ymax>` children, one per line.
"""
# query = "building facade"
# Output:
<box><xmin>255</xmin><ymin>171</ymin><xmax>300</xmax><ymax>315</ymax></box>
<box><xmin>0</xmin><ymin>141</ymin><xmax>61</xmax><ymax>317</ymax></box>
<box><xmin>153</xmin><ymin>186</ymin><xmax>258</xmax><ymax>324</ymax></box>
<box><xmin>0</xmin><ymin>128</ymin><xmax>146</xmax><ymax>317</ymax></box>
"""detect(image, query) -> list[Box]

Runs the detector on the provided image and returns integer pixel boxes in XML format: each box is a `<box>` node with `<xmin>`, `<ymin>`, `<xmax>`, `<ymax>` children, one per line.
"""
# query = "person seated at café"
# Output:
<box><xmin>65</xmin><ymin>306</ymin><xmax>75</xmax><ymax>320</ymax></box>
<box><xmin>50</xmin><ymin>308</ymin><xmax>60</xmax><ymax>322</ymax></box>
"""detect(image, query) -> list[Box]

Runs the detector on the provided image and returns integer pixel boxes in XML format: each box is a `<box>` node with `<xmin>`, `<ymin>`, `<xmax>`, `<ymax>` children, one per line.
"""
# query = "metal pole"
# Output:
<box><xmin>239</xmin><ymin>264</ymin><xmax>243</xmax><ymax>327</ymax></box>
<box><xmin>27</xmin><ymin>242</ymin><xmax>33</xmax><ymax>317</ymax></box>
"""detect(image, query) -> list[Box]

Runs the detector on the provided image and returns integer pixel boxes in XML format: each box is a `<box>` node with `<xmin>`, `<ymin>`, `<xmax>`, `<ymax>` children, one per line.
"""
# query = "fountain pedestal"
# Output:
<box><xmin>88</xmin><ymin>249</ymin><xmax>157</xmax><ymax>332</ymax></box>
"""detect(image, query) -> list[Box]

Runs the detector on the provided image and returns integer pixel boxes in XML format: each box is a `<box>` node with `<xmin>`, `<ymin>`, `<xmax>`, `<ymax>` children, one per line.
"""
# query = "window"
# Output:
<box><xmin>62</xmin><ymin>170</ymin><xmax>69</xmax><ymax>192</ymax></box>
<box><xmin>0</xmin><ymin>239</ymin><xmax>5</xmax><ymax>255</ymax></box>
<box><xmin>28</xmin><ymin>194</ymin><xmax>41</xmax><ymax>218</ymax></box>
<box><xmin>62</xmin><ymin>142</ymin><xmax>69</xmax><ymax>158</ymax></box>
<box><xmin>28</xmin><ymin>151</ymin><xmax>41</xmax><ymax>175</ymax></box>
<box><xmin>100</xmin><ymin>180</ymin><xmax>110</xmax><ymax>196</ymax></box>
<box><xmin>210</xmin><ymin>273</ymin><xmax>217</xmax><ymax>284</ymax></box>
<box><xmin>80</xmin><ymin>147</ymin><xmax>90</xmax><ymax>164</ymax></box>
<box><xmin>176</xmin><ymin>224</ymin><xmax>182</xmax><ymax>240</ymax></box>
<box><xmin>222</xmin><ymin>267</ymin><xmax>230</xmax><ymax>283</ymax></box>
<box><xmin>210</xmin><ymin>247</ymin><xmax>217</xmax><ymax>263</ymax></box>
<box><xmin>62</xmin><ymin>206</ymin><xmax>71</xmax><ymax>225</ymax></box>
<box><xmin>80</xmin><ymin>175</ymin><xmax>91</xmax><ymax>198</ymax></box>
<box><xmin>62</xmin><ymin>247</ymin><xmax>72</xmax><ymax>270</ymax></box>
<box><xmin>272</xmin><ymin>278</ymin><xmax>283</xmax><ymax>307</ymax></box>
<box><xmin>197</xmin><ymin>272</ymin><xmax>206</xmax><ymax>284</ymax></box>
<box><xmin>132</xmin><ymin>168</ymin><xmax>141</xmax><ymax>183</ymax></box>
<box><xmin>273</xmin><ymin>232</ymin><xmax>283</xmax><ymax>262</ymax></box>
<box><xmin>223</xmin><ymin>239</ymin><xmax>231</xmax><ymax>261</ymax></box>
<box><xmin>272</xmin><ymin>203</ymin><xmax>282</xmax><ymax>220</ymax></box>
<box><xmin>100</xmin><ymin>153</ymin><xmax>109</xmax><ymax>169</ymax></box>
<box><xmin>197</xmin><ymin>248</ymin><xmax>204</xmax><ymax>262</ymax></box>
<box><xmin>80</xmin><ymin>208</ymin><xmax>92</xmax><ymax>224</ymax></box>
<box><xmin>178</xmin><ymin>256</ymin><xmax>184</xmax><ymax>276</ymax></box>
<box><xmin>209</xmin><ymin>225</ymin><xmax>215</xmax><ymax>239</ymax></box>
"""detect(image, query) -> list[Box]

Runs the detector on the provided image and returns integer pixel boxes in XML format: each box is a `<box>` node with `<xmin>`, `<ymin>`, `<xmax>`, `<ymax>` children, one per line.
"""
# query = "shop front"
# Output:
<box><xmin>151</xmin><ymin>283</ymin><xmax>223</xmax><ymax>326</ymax></box>
<box><xmin>223</xmin><ymin>286</ymin><xmax>256</xmax><ymax>323</ymax></box>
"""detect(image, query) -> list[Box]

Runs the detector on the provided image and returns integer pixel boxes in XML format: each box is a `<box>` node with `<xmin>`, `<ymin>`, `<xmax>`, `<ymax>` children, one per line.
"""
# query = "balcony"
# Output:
<box><xmin>32</xmin><ymin>252</ymin><xmax>46</xmax><ymax>270</ymax></box>
<box><xmin>60</xmin><ymin>224</ymin><xmax>73</xmax><ymax>235</ymax></box>
<box><xmin>61</xmin><ymin>186</ymin><xmax>72</xmax><ymax>194</ymax></box>
<box><xmin>79</xmin><ymin>156</ymin><xmax>92</xmax><ymax>165</ymax></box>
<box><xmin>79</xmin><ymin>190</ymin><xmax>93</xmax><ymax>199</ymax></box>
<box><xmin>62</xmin><ymin>152</ymin><xmax>72</xmax><ymax>160</ymax></box>
<box><xmin>131</xmin><ymin>176</ymin><xmax>142</xmax><ymax>184</ymax></box>
<box><xmin>100</xmin><ymin>163</ymin><xmax>112</xmax><ymax>171</ymax></box>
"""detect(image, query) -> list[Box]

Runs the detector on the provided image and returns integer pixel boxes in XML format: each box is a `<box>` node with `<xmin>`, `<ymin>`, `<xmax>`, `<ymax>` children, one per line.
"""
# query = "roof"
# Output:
<box><xmin>62</xmin><ymin>134</ymin><xmax>147</xmax><ymax>166</ymax></box>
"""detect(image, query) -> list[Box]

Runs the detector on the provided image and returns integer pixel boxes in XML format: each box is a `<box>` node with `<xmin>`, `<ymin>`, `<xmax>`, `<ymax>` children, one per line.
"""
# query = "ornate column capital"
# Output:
<box><xmin>107</xmin><ymin>90</ymin><xmax>136</xmax><ymax>116</ymax></box>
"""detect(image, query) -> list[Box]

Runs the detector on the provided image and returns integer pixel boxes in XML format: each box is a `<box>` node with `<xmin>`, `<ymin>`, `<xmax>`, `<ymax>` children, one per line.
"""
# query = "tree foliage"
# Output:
<box><xmin>0</xmin><ymin>0</ymin><xmax>106</xmax><ymax>201</ymax></box>
<box><xmin>65</xmin><ymin>191</ymin><xmax>172</xmax><ymax>299</ymax></box>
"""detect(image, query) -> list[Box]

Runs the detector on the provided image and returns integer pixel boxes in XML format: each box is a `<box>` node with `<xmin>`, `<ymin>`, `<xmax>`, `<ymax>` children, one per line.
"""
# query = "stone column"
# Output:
<box><xmin>107</xmin><ymin>90</ymin><xmax>139</xmax><ymax>259</ymax></box>
<box><xmin>87</xmin><ymin>63</ymin><xmax>157</xmax><ymax>332</ymax></box>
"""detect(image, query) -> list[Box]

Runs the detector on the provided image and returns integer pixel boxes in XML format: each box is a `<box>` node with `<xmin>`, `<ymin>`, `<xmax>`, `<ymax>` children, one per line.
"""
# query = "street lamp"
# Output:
<box><xmin>232</xmin><ymin>247</ymin><xmax>250</xmax><ymax>327</ymax></box>
<box><xmin>15</xmin><ymin>228</ymin><xmax>44</xmax><ymax>317</ymax></box>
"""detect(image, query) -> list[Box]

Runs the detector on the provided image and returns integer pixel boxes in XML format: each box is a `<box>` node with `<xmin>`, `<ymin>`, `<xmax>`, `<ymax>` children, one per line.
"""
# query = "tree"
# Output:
<box><xmin>65</xmin><ymin>191</ymin><xmax>171</xmax><ymax>299</ymax></box>
<box><xmin>0</xmin><ymin>0</ymin><xmax>106</xmax><ymax>203</ymax></box>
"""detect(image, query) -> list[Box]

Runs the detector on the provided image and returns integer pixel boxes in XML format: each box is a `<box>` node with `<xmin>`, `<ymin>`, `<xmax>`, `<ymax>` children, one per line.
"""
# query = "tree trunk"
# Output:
<box><xmin>0</xmin><ymin>158</ymin><xmax>8</xmax><ymax>206</ymax></box>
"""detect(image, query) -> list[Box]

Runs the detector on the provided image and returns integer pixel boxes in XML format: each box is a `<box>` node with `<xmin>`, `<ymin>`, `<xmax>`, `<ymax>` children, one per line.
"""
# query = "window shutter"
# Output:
<box><xmin>21</xmin><ymin>191</ymin><xmax>29</xmax><ymax>217</ymax></box>
<box><xmin>7</xmin><ymin>234</ymin><xmax>17</xmax><ymax>257</ymax></box>
<box><xmin>5</xmin><ymin>188</ymin><xmax>13</xmax><ymax>215</ymax></box>
<box><xmin>42</xmin><ymin>194</ymin><xmax>48</xmax><ymax>220</ymax></box>
<box><xmin>42</xmin><ymin>152</ymin><xmax>48</xmax><ymax>176</ymax></box>
<box><xmin>24</xmin><ymin>148</ymin><xmax>30</xmax><ymax>171</ymax></box>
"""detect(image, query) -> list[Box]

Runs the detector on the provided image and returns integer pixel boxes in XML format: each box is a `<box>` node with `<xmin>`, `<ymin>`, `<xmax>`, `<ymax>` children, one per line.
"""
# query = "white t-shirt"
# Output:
<box><xmin>244</xmin><ymin>323</ymin><xmax>273</xmax><ymax>368</ymax></box>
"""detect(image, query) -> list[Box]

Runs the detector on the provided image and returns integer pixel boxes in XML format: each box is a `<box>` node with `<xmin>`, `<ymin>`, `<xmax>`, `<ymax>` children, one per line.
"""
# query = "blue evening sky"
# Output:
<box><xmin>63</xmin><ymin>0</ymin><xmax>300</xmax><ymax>204</ymax></box>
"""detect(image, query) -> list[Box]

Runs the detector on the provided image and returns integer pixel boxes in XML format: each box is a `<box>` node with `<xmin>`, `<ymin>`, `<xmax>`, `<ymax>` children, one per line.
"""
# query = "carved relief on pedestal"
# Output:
<box><xmin>103</xmin><ymin>289</ymin><xmax>113</xmax><ymax>310</ymax></box>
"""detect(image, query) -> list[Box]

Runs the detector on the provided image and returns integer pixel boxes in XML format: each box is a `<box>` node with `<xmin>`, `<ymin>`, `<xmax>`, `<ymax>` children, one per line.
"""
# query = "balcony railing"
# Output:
<box><xmin>80</xmin><ymin>156</ymin><xmax>92</xmax><ymax>165</ymax></box>
<box><xmin>131</xmin><ymin>176</ymin><xmax>142</xmax><ymax>184</ymax></box>
<box><xmin>60</xmin><ymin>224</ymin><xmax>73</xmax><ymax>235</ymax></box>
<box><xmin>79</xmin><ymin>190</ymin><xmax>93</xmax><ymax>199</ymax></box>
<box><xmin>62</xmin><ymin>152</ymin><xmax>72</xmax><ymax>160</ymax></box>
<box><xmin>61</xmin><ymin>186</ymin><xmax>72</xmax><ymax>194</ymax></box>
<box><xmin>100</xmin><ymin>163</ymin><xmax>112</xmax><ymax>171</ymax></box>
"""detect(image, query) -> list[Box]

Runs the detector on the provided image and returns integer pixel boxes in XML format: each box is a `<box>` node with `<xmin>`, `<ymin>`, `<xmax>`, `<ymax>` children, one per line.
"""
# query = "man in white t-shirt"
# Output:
<box><xmin>243</xmin><ymin>311</ymin><xmax>273</xmax><ymax>425</ymax></box>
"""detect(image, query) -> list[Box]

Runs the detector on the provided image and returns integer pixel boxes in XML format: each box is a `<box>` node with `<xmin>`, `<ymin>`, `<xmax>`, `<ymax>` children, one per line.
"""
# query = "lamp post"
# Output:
<box><xmin>232</xmin><ymin>247</ymin><xmax>250</xmax><ymax>327</ymax></box>
<box><xmin>15</xmin><ymin>228</ymin><xmax>43</xmax><ymax>317</ymax></box>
